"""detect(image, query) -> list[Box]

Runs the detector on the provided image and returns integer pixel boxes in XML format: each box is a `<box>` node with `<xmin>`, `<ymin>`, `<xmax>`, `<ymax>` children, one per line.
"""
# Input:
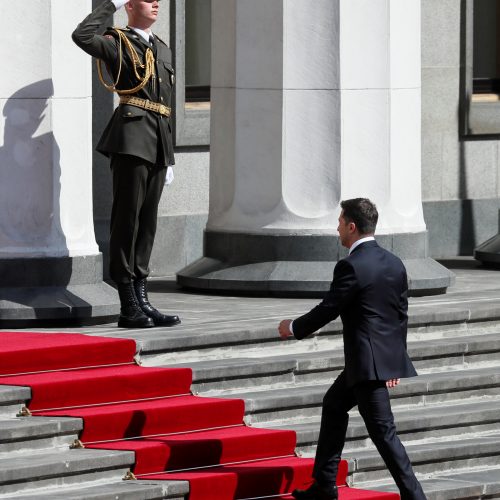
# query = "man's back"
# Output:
<box><xmin>292</xmin><ymin>240</ymin><xmax>417</xmax><ymax>386</ymax></box>
<box><xmin>342</xmin><ymin>241</ymin><xmax>417</xmax><ymax>385</ymax></box>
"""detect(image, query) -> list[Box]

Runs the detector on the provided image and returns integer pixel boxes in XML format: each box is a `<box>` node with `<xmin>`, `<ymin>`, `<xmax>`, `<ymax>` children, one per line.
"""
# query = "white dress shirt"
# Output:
<box><xmin>348</xmin><ymin>236</ymin><xmax>375</xmax><ymax>255</ymax></box>
<box><xmin>129</xmin><ymin>26</ymin><xmax>152</xmax><ymax>42</ymax></box>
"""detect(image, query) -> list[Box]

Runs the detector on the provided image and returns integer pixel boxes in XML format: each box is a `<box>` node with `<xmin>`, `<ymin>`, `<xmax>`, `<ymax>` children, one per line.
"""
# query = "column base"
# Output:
<box><xmin>0</xmin><ymin>255</ymin><xmax>119</xmax><ymax>327</ymax></box>
<box><xmin>474</xmin><ymin>233</ymin><xmax>500</xmax><ymax>266</ymax></box>
<box><xmin>177</xmin><ymin>231</ymin><xmax>456</xmax><ymax>297</ymax></box>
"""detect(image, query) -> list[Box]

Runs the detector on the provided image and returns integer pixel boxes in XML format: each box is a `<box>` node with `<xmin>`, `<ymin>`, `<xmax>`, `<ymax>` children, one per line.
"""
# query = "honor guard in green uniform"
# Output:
<box><xmin>73</xmin><ymin>0</ymin><xmax>180</xmax><ymax>328</ymax></box>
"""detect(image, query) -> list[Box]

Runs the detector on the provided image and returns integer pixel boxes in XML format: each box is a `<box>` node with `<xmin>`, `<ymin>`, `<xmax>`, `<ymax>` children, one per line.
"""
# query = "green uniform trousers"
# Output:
<box><xmin>109</xmin><ymin>153</ymin><xmax>167</xmax><ymax>284</ymax></box>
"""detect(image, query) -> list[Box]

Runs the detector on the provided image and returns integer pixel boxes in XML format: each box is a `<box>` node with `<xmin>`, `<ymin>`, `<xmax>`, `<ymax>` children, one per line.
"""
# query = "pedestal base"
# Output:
<box><xmin>474</xmin><ymin>233</ymin><xmax>500</xmax><ymax>266</ymax></box>
<box><xmin>0</xmin><ymin>255</ymin><xmax>119</xmax><ymax>326</ymax></box>
<box><xmin>177</xmin><ymin>231</ymin><xmax>456</xmax><ymax>297</ymax></box>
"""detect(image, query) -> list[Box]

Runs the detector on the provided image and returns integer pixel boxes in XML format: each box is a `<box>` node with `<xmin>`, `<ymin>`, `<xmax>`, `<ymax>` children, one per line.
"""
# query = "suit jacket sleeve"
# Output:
<box><xmin>399</xmin><ymin>269</ymin><xmax>409</xmax><ymax>349</ymax></box>
<box><xmin>72</xmin><ymin>0</ymin><xmax>119</xmax><ymax>63</ymax></box>
<box><xmin>292</xmin><ymin>259</ymin><xmax>359</xmax><ymax>340</ymax></box>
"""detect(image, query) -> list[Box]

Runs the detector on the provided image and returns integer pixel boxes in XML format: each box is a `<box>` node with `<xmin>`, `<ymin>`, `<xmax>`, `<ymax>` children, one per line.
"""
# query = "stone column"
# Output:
<box><xmin>177</xmin><ymin>0</ymin><xmax>455</xmax><ymax>295</ymax></box>
<box><xmin>0</xmin><ymin>0</ymin><xmax>119</xmax><ymax>324</ymax></box>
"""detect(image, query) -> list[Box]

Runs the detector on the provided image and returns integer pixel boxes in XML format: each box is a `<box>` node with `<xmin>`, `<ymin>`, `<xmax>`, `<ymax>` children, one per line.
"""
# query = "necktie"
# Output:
<box><xmin>149</xmin><ymin>34</ymin><xmax>157</xmax><ymax>54</ymax></box>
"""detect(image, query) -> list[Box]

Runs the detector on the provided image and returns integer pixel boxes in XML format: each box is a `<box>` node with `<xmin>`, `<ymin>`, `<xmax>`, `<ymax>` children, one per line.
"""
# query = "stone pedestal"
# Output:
<box><xmin>475</xmin><ymin>235</ymin><xmax>500</xmax><ymax>265</ymax></box>
<box><xmin>0</xmin><ymin>0</ymin><xmax>119</xmax><ymax>325</ymax></box>
<box><xmin>474</xmin><ymin>210</ymin><xmax>500</xmax><ymax>266</ymax></box>
<box><xmin>177</xmin><ymin>0</ymin><xmax>455</xmax><ymax>295</ymax></box>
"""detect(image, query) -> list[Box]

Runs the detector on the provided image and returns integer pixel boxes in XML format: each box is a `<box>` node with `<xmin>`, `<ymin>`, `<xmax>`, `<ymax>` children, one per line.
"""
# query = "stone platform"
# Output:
<box><xmin>2</xmin><ymin>257</ymin><xmax>500</xmax><ymax>499</ymax></box>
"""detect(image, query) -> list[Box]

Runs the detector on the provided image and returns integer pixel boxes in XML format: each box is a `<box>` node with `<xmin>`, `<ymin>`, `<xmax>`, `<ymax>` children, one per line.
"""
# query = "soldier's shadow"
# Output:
<box><xmin>0</xmin><ymin>79</ymin><xmax>65</xmax><ymax>254</ymax></box>
<box><xmin>0</xmin><ymin>79</ymin><xmax>92</xmax><ymax>326</ymax></box>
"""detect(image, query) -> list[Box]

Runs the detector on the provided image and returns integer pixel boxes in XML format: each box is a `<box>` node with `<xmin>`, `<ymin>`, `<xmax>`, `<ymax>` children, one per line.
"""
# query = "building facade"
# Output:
<box><xmin>2</xmin><ymin>0</ymin><xmax>499</xmax><ymax>287</ymax></box>
<box><xmin>118</xmin><ymin>0</ymin><xmax>500</xmax><ymax>278</ymax></box>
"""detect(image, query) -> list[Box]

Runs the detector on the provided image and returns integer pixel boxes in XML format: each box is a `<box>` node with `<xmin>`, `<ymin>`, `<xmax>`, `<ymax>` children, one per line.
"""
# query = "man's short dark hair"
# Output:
<box><xmin>340</xmin><ymin>198</ymin><xmax>378</xmax><ymax>235</ymax></box>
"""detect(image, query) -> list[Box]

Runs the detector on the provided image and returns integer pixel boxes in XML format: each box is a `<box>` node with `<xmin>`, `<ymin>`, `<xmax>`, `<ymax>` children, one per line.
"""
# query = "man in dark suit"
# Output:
<box><xmin>279</xmin><ymin>198</ymin><xmax>426</xmax><ymax>500</ymax></box>
<box><xmin>73</xmin><ymin>0</ymin><xmax>180</xmax><ymax>328</ymax></box>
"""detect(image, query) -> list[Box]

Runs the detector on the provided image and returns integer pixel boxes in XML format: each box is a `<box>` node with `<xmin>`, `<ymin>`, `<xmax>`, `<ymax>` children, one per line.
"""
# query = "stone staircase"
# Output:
<box><xmin>1</xmin><ymin>304</ymin><xmax>500</xmax><ymax>498</ymax></box>
<box><xmin>135</xmin><ymin>310</ymin><xmax>500</xmax><ymax>500</ymax></box>
<box><xmin>0</xmin><ymin>384</ymin><xmax>188</xmax><ymax>499</ymax></box>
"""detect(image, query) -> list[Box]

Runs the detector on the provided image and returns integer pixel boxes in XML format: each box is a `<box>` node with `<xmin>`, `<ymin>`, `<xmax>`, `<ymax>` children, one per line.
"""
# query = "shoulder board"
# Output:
<box><xmin>153</xmin><ymin>34</ymin><xmax>169</xmax><ymax>47</ymax></box>
<box><xmin>103</xmin><ymin>26</ymin><xmax>129</xmax><ymax>37</ymax></box>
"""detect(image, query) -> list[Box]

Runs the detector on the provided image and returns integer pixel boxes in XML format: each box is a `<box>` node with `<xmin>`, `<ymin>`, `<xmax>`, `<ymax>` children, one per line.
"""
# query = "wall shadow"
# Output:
<box><xmin>91</xmin><ymin>0</ymin><xmax>117</xmax><ymax>280</ymax></box>
<box><xmin>0</xmin><ymin>79</ymin><xmax>94</xmax><ymax>326</ymax></box>
<box><xmin>458</xmin><ymin>140</ymin><xmax>476</xmax><ymax>255</ymax></box>
<box><xmin>0</xmin><ymin>79</ymin><xmax>66</xmax><ymax>257</ymax></box>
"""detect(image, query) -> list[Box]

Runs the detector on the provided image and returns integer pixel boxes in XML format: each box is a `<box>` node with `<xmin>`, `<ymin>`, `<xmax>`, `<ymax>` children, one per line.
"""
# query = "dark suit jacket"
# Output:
<box><xmin>293</xmin><ymin>240</ymin><xmax>418</xmax><ymax>387</ymax></box>
<box><xmin>72</xmin><ymin>0</ymin><xmax>175</xmax><ymax>166</ymax></box>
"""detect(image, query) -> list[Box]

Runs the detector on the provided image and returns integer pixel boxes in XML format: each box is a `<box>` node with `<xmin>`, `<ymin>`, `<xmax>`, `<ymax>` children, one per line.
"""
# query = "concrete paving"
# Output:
<box><xmin>5</xmin><ymin>257</ymin><xmax>500</xmax><ymax>339</ymax></box>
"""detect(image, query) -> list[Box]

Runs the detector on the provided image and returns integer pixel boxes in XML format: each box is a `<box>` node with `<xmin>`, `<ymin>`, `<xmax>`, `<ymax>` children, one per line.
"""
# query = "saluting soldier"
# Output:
<box><xmin>73</xmin><ymin>0</ymin><xmax>180</xmax><ymax>328</ymax></box>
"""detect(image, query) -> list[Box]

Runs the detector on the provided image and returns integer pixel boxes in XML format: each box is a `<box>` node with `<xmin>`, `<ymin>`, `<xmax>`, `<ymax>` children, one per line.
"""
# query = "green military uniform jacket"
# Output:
<box><xmin>72</xmin><ymin>0</ymin><xmax>175</xmax><ymax>166</ymax></box>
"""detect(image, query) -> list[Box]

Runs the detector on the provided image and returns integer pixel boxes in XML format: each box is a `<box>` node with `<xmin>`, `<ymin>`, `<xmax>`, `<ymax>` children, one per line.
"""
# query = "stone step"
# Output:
<box><xmin>138</xmin><ymin>324</ymin><xmax>341</xmax><ymax>365</ymax></box>
<box><xmin>0</xmin><ymin>416</ymin><xmax>82</xmax><ymax>455</ymax></box>
<box><xmin>2</xmin><ymin>479</ymin><xmax>189</xmax><ymax>500</ymax></box>
<box><xmin>3</xmin><ymin>330</ymin><xmax>499</xmax><ymax>411</ymax></box>
<box><xmin>132</xmin><ymin>307</ymin><xmax>500</xmax><ymax>364</ymax></box>
<box><xmin>176</xmin><ymin>357</ymin><xmax>299</xmax><ymax>393</ymax></box>
<box><xmin>344</xmin><ymin>433</ymin><xmax>500</xmax><ymax>485</ymax></box>
<box><xmin>0</xmin><ymin>384</ymin><xmax>31</xmax><ymax>417</ymax></box>
<box><xmin>226</xmin><ymin>366</ymin><xmax>500</xmax><ymax>425</ymax></box>
<box><xmin>158</xmin><ymin>331</ymin><xmax>500</xmax><ymax>394</ymax></box>
<box><xmin>265</xmin><ymin>399</ymin><xmax>500</xmax><ymax>453</ymax></box>
<box><xmin>0</xmin><ymin>448</ymin><xmax>135</xmax><ymax>496</ymax></box>
<box><xmin>366</xmin><ymin>468</ymin><xmax>500</xmax><ymax>500</ymax></box>
<box><xmin>398</xmin><ymin>331</ymin><xmax>500</xmax><ymax>372</ymax></box>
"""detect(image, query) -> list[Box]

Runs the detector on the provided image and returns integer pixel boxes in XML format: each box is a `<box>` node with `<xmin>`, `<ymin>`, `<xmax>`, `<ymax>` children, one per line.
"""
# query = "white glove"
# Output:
<box><xmin>165</xmin><ymin>166</ymin><xmax>174</xmax><ymax>186</ymax></box>
<box><xmin>111</xmin><ymin>0</ymin><xmax>129</xmax><ymax>10</ymax></box>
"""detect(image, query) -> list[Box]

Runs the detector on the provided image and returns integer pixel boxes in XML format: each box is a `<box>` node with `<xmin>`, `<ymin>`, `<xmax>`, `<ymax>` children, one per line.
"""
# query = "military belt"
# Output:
<box><xmin>119</xmin><ymin>96</ymin><xmax>171</xmax><ymax>117</ymax></box>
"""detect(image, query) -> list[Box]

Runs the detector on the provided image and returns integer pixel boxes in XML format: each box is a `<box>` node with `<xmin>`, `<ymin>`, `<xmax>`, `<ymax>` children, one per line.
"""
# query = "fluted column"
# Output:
<box><xmin>178</xmin><ymin>0</ymin><xmax>454</xmax><ymax>295</ymax></box>
<box><xmin>0</xmin><ymin>0</ymin><xmax>119</xmax><ymax>324</ymax></box>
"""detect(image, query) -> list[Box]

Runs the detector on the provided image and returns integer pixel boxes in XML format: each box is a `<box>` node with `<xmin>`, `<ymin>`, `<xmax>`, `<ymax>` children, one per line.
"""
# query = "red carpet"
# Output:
<box><xmin>147</xmin><ymin>456</ymin><xmax>316</xmax><ymax>500</ymax></box>
<box><xmin>40</xmin><ymin>395</ymin><xmax>245</xmax><ymax>442</ymax></box>
<box><xmin>0</xmin><ymin>332</ymin><xmax>400</xmax><ymax>499</ymax></box>
<box><xmin>0</xmin><ymin>332</ymin><xmax>136</xmax><ymax>375</ymax></box>
<box><xmin>281</xmin><ymin>491</ymin><xmax>398</xmax><ymax>500</ymax></box>
<box><xmin>1</xmin><ymin>365</ymin><xmax>192</xmax><ymax>410</ymax></box>
<box><xmin>86</xmin><ymin>425</ymin><xmax>298</xmax><ymax>474</ymax></box>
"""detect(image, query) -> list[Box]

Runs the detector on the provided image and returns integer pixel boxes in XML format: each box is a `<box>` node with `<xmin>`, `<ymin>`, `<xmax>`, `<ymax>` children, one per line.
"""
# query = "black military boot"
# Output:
<box><xmin>117</xmin><ymin>283</ymin><xmax>154</xmax><ymax>328</ymax></box>
<box><xmin>133</xmin><ymin>278</ymin><xmax>181</xmax><ymax>327</ymax></box>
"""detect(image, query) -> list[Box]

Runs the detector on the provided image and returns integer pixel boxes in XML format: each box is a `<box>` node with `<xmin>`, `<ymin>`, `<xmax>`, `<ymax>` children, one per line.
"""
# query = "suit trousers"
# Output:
<box><xmin>109</xmin><ymin>154</ymin><xmax>167</xmax><ymax>285</ymax></box>
<box><xmin>313</xmin><ymin>371</ymin><xmax>426</xmax><ymax>500</ymax></box>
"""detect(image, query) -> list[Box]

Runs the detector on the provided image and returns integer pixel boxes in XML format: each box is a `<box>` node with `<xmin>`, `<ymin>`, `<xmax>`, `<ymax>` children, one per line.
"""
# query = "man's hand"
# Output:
<box><xmin>386</xmin><ymin>378</ymin><xmax>400</xmax><ymax>389</ymax></box>
<box><xmin>278</xmin><ymin>319</ymin><xmax>293</xmax><ymax>340</ymax></box>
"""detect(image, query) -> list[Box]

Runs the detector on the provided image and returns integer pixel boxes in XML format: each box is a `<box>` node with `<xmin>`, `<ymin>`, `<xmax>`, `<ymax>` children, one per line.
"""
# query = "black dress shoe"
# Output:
<box><xmin>117</xmin><ymin>283</ymin><xmax>154</xmax><ymax>329</ymax></box>
<box><xmin>133</xmin><ymin>278</ymin><xmax>181</xmax><ymax>327</ymax></box>
<box><xmin>292</xmin><ymin>483</ymin><xmax>338</xmax><ymax>500</ymax></box>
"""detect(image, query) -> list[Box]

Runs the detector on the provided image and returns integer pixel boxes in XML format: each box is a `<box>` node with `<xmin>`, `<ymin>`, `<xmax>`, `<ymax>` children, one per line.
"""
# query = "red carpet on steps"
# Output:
<box><xmin>0</xmin><ymin>332</ymin><xmax>400</xmax><ymax>499</ymax></box>
<box><xmin>85</xmin><ymin>425</ymin><xmax>298</xmax><ymax>474</ymax></box>
<box><xmin>41</xmin><ymin>395</ymin><xmax>246</xmax><ymax>442</ymax></box>
<box><xmin>280</xmin><ymin>490</ymin><xmax>398</xmax><ymax>500</ymax></box>
<box><xmin>0</xmin><ymin>332</ymin><xmax>136</xmax><ymax>375</ymax></box>
<box><xmin>0</xmin><ymin>365</ymin><xmax>192</xmax><ymax>410</ymax></box>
